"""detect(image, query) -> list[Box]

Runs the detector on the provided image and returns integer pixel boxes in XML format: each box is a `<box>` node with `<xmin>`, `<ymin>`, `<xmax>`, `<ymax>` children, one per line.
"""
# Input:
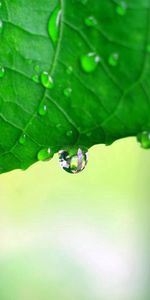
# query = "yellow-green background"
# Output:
<box><xmin>0</xmin><ymin>138</ymin><xmax>149</xmax><ymax>300</ymax></box>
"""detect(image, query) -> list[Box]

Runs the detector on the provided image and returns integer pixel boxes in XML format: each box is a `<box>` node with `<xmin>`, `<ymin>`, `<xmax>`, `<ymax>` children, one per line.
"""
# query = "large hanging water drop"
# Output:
<box><xmin>48</xmin><ymin>5</ymin><xmax>61</xmax><ymax>44</ymax></box>
<box><xmin>137</xmin><ymin>131</ymin><xmax>150</xmax><ymax>149</ymax></box>
<box><xmin>58</xmin><ymin>148</ymin><xmax>88</xmax><ymax>174</ymax></box>
<box><xmin>80</xmin><ymin>52</ymin><xmax>100</xmax><ymax>73</ymax></box>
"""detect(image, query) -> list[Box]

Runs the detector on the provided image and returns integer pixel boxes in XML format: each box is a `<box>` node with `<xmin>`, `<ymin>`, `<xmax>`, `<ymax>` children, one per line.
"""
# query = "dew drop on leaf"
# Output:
<box><xmin>34</xmin><ymin>64</ymin><xmax>40</xmax><ymax>72</ymax></box>
<box><xmin>80</xmin><ymin>52</ymin><xmax>101</xmax><ymax>73</ymax></box>
<box><xmin>108</xmin><ymin>53</ymin><xmax>119</xmax><ymax>66</ymax></box>
<box><xmin>56</xmin><ymin>123</ymin><xmax>61</xmax><ymax>129</ymax></box>
<box><xmin>66</xmin><ymin>65</ymin><xmax>73</xmax><ymax>75</ymax></box>
<box><xmin>0</xmin><ymin>19</ymin><xmax>3</xmax><ymax>32</ymax></box>
<box><xmin>86</xmin><ymin>132</ymin><xmax>92</xmax><ymax>137</ymax></box>
<box><xmin>116</xmin><ymin>1</ymin><xmax>127</xmax><ymax>16</ymax></box>
<box><xmin>27</xmin><ymin>59</ymin><xmax>33</xmax><ymax>65</ymax></box>
<box><xmin>79</xmin><ymin>0</ymin><xmax>88</xmax><ymax>5</ymax></box>
<box><xmin>58</xmin><ymin>148</ymin><xmax>88</xmax><ymax>174</ymax></box>
<box><xmin>137</xmin><ymin>131</ymin><xmax>150</xmax><ymax>149</ymax></box>
<box><xmin>66</xmin><ymin>130</ymin><xmax>73</xmax><ymax>137</ymax></box>
<box><xmin>19</xmin><ymin>134</ymin><xmax>26</xmax><ymax>145</ymax></box>
<box><xmin>40</xmin><ymin>71</ymin><xmax>54</xmax><ymax>89</ymax></box>
<box><xmin>146</xmin><ymin>44</ymin><xmax>150</xmax><ymax>53</ymax></box>
<box><xmin>0</xmin><ymin>66</ymin><xmax>5</xmax><ymax>78</ymax></box>
<box><xmin>38</xmin><ymin>102</ymin><xmax>47</xmax><ymax>116</ymax></box>
<box><xmin>84</xmin><ymin>16</ymin><xmax>97</xmax><ymax>27</ymax></box>
<box><xmin>64</xmin><ymin>87</ymin><xmax>72</xmax><ymax>97</ymax></box>
<box><xmin>32</xmin><ymin>74</ymin><xmax>39</xmax><ymax>83</ymax></box>
<box><xmin>48</xmin><ymin>5</ymin><xmax>61</xmax><ymax>44</ymax></box>
<box><xmin>37</xmin><ymin>147</ymin><xmax>53</xmax><ymax>161</ymax></box>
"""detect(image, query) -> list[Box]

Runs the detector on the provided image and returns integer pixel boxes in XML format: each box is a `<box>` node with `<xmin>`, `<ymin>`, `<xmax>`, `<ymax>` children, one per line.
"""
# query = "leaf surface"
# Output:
<box><xmin>0</xmin><ymin>0</ymin><xmax>150</xmax><ymax>173</ymax></box>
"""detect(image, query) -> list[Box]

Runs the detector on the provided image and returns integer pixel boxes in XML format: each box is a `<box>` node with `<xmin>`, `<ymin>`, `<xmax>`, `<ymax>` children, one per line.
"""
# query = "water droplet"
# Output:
<box><xmin>19</xmin><ymin>133</ymin><xmax>26</xmax><ymax>145</ymax></box>
<box><xmin>66</xmin><ymin>65</ymin><xmax>73</xmax><ymax>75</ymax></box>
<box><xmin>85</xmin><ymin>16</ymin><xmax>97</xmax><ymax>27</ymax></box>
<box><xmin>0</xmin><ymin>2</ymin><xmax>2</xmax><ymax>8</ymax></box>
<box><xmin>108</xmin><ymin>53</ymin><xmax>119</xmax><ymax>66</ymax></box>
<box><xmin>80</xmin><ymin>52</ymin><xmax>100</xmax><ymax>73</ymax></box>
<box><xmin>48</xmin><ymin>5</ymin><xmax>61</xmax><ymax>44</ymax></box>
<box><xmin>37</xmin><ymin>147</ymin><xmax>53</xmax><ymax>161</ymax></box>
<box><xmin>79</xmin><ymin>0</ymin><xmax>88</xmax><ymax>4</ymax></box>
<box><xmin>0</xmin><ymin>66</ymin><xmax>5</xmax><ymax>78</ymax></box>
<box><xmin>32</xmin><ymin>74</ymin><xmax>39</xmax><ymax>83</ymax></box>
<box><xmin>116</xmin><ymin>1</ymin><xmax>127</xmax><ymax>16</ymax></box>
<box><xmin>0</xmin><ymin>19</ymin><xmax>3</xmax><ymax>32</ymax></box>
<box><xmin>27</xmin><ymin>59</ymin><xmax>33</xmax><ymax>65</ymax></box>
<box><xmin>86</xmin><ymin>132</ymin><xmax>92</xmax><ymax>137</ymax></box>
<box><xmin>137</xmin><ymin>131</ymin><xmax>150</xmax><ymax>149</ymax></box>
<box><xmin>58</xmin><ymin>148</ymin><xmax>88</xmax><ymax>174</ymax></box>
<box><xmin>38</xmin><ymin>102</ymin><xmax>47</xmax><ymax>116</ymax></box>
<box><xmin>40</xmin><ymin>71</ymin><xmax>54</xmax><ymax>89</ymax></box>
<box><xmin>34</xmin><ymin>64</ymin><xmax>40</xmax><ymax>72</ymax></box>
<box><xmin>66</xmin><ymin>130</ymin><xmax>73</xmax><ymax>137</ymax></box>
<box><xmin>146</xmin><ymin>44</ymin><xmax>150</xmax><ymax>53</ymax></box>
<box><xmin>64</xmin><ymin>87</ymin><xmax>72</xmax><ymax>97</ymax></box>
<box><xmin>56</xmin><ymin>123</ymin><xmax>61</xmax><ymax>129</ymax></box>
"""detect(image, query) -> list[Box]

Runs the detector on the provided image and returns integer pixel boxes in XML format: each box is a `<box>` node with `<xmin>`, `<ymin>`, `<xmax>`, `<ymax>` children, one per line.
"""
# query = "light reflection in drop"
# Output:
<box><xmin>58</xmin><ymin>148</ymin><xmax>88</xmax><ymax>174</ymax></box>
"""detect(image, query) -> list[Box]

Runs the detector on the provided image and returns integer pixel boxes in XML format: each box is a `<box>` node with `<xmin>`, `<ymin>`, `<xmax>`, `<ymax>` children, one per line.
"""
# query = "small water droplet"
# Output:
<box><xmin>34</xmin><ymin>64</ymin><xmax>40</xmax><ymax>72</ymax></box>
<box><xmin>0</xmin><ymin>19</ymin><xmax>3</xmax><ymax>32</ymax></box>
<box><xmin>0</xmin><ymin>2</ymin><xmax>2</xmax><ymax>8</ymax></box>
<box><xmin>66</xmin><ymin>130</ymin><xmax>73</xmax><ymax>137</ymax></box>
<box><xmin>58</xmin><ymin>148</ymin><xmax>88</xmax><ymax>174</ymax></box>
<box><xmin>80</xmin><ymin>52</ymin><xmax>101</xmax><ymax>73</ymax></box>
<box><xmin>146</xmin><ymin>44</ymin><xmax>150</xmax><ymax>53</ymax></box>
<box><xmin>0</xmin><ymin>66</ymin><xmax>5</xmax><ymax>78</ymax></box>
<box><xmin>64</xmin><ymin>87</ymin><xmax>72</xmax><ymax>97</ymax></box>
<box><xmin>79</xmin><ymin>0</ymin><xmax>88</xmax><ymax>4</ymax></box>
<box><xmin>137</xmin><ymin>131</ymin><xmax>150</xmax><ymax>149</ymax></box>
<box><xmin>19</xmin><ymin>133</ymin><xmax>26</xmax><ymax>145</ymax></box>
<box><xmin>38</xmin><ymin>102</ymin><xmax>47</xmax><ymax>116</ymax></box>
<box><xmin>66</xmin><ymin>65</ymin><xmax>73</xmax><ymax>75</ymax></box>
<box><xmin>56</xmin><ymin>123</ymin><xmax>61</xmax><ymax>129</ymax></box>
<box><xmin>32</xmin><ymin>74</ymin><xmax>39</xmax><ymax>83</ymax></box>
<box><xmin>108</xmin><ymin>53</ymin><xmax>119</xmax><ymax>66</ymax></box>
<box><xmin>116</xmin><ymin>1</ymin><xmax>127</xmax><ymax>16</ymax></box>
<box><xmin>85</xmin><ymin>16</ymin><xmax>97</xmax><ymax>27</ymax></box>
<box><xmin>27</xmin><ymin>59</ymin><xmax>33</xmax><ymax>65</ymax></box>
<box><xmin>48</xmin><ymin>5</ymin><xmax>61</xmax><ymax>44</ymax></box>
<box><xmin>86</xmin><ymin>132</ymin><xmax>92</xmax><ymax>137</ymax></box>
<box><xmin>37</xmin><ymin>147</ymin><xmax>53</xmax><ymax>161</ymax></box>
<box><xmin>40</xmin><ymin>71</ymin><xmax>54</xmax><ymax>89</ymax></box>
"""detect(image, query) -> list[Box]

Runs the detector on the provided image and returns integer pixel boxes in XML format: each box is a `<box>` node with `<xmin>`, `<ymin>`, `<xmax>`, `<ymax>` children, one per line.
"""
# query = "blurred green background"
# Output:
<box><xmin>0</xmin><ymin>138</ymin><xmax>149</xmax><ymax>300</ymax></box>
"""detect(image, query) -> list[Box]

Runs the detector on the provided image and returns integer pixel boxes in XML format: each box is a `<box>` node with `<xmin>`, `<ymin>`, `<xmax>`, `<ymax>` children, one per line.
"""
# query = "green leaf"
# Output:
<box><xmin>0</xmin><ymin>0</ymin><xmax>150</xmax><ymax>173</ymax></box>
